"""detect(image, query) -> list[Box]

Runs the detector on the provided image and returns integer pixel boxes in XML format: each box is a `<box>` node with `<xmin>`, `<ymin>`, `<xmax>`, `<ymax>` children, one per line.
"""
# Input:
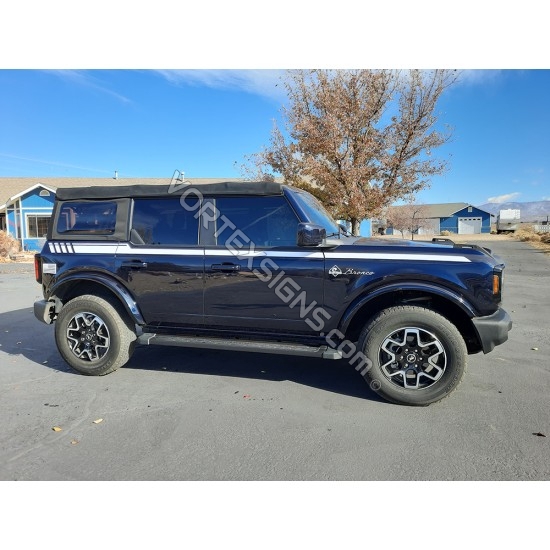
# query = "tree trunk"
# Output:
<box><xmin>351</xmin><ymin>218</ymin><xmax>361</xmax><ymax>236</ymax></box>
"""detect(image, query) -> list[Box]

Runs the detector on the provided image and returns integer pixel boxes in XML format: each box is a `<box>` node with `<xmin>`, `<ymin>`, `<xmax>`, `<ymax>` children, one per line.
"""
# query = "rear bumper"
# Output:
<box><xmin>472</xmin><ymin>308</ymin><xmax>512</xmax><ymax>354</ymax></box>
<box><xmin>34</xmin><ymin>299</ymin><xmax>55</xmax><ymax>325</ymax></box>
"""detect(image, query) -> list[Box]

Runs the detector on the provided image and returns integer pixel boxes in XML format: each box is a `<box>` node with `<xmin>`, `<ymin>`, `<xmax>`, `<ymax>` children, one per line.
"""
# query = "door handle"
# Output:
<box><xmin>121</xmin><ymin>260</ymin><xmax>148</xmax><ymax>269</ymax></box>
<box><xmin>211</xmin><ymin>263</ymin><xmax>241</xmax><ymax>272</ymax></box>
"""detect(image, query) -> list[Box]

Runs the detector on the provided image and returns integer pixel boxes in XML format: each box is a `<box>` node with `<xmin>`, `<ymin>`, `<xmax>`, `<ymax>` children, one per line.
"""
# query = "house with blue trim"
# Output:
<box><xmin>1</xmin><ymin>183</ymin><xmax>56</xmax><ymax>251</ymax></box>
<box><xmin>434</xmin><ymin>202</ymin><xmax>493</xmax><ymax>234</ymax></box>
<box><xmin>386</xmin><ymin>202</ymin><xmax>493</xmax><ymax>236</ymax></box>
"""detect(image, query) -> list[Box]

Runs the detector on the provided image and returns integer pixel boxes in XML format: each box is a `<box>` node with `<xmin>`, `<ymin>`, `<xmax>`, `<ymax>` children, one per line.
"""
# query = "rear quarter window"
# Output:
<box><xmin>57</xmin><ymin>202</ymin><xmax>118</xmax><ymax>234</ymax></box>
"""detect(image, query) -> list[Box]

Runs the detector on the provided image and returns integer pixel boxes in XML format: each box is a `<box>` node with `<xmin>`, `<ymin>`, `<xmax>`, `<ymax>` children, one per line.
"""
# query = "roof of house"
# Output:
<box><xmin>391</xmin><ymin>202</ymin><xmax>493</xmax><ymax>218</ymax></box>
<box><xmin>0</xmin><ymin>177</ymin><xmax>251</xmax><ymax>209</ymax></box>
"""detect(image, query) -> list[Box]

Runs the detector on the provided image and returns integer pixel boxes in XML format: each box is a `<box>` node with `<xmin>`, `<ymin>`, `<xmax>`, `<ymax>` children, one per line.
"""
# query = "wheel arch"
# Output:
<box><xmin>340</xmin><ymin>283</ymin><xmax>483</xmax><ymax>354</ymax></box>
<box><xmin>50</xmin><ymin>273</ymin><xmax>145</xmax><ymax>325</ymax></box>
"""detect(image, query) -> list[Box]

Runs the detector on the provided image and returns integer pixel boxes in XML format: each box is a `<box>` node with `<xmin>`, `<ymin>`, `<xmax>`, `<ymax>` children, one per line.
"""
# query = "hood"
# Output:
<box><xmin>338</xmin><ymin>236</ymin><xmax>502</xmax><ymax>265</ymax></box>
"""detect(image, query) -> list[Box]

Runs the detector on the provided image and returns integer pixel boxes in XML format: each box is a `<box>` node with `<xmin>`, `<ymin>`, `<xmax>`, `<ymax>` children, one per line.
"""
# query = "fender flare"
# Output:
<box><xmin>50</xmin><ymin>272</ymin><xmax>146</xmax><ymax>325</ymax></box>
<box><xmin>338</xmin><ymin>281</ymin><xmax>477</xmax><ymax>334</ymax></box>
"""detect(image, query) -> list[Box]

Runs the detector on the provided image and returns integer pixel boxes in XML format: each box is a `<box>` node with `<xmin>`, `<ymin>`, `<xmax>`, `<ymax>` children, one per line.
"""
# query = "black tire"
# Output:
<box><xmin>358</xmin><ymin>306</ymin><xmax>467</xmax><ymax>406</ymax></box>
<box><xmin>55</xmin><ymin>294</ymin><xmax>136</xmax><ymax>376</ymax></box>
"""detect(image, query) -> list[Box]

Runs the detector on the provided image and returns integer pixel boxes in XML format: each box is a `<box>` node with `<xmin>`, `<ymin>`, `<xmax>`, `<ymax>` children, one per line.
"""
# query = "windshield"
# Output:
<box><xmin>292</xmin><ymin>190</ymin><xmax>340</xmax><ymax>235</ymax></box>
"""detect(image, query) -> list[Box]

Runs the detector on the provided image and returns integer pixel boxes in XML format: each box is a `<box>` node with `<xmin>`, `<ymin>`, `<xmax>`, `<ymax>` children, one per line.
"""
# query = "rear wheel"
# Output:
<box><xmin>358</xmin><ymin>306</ymin><xmax>467</xmax><ymax>406</ymax></box>
<box><xmin>55</xmin><ymin>294</ymin><xmax>136</xmax><ymax>376</ymax></box>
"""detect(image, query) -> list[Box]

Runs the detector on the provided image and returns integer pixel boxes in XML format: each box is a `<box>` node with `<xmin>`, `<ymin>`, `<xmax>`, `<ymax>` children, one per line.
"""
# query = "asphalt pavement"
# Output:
<box><xmin>0</xmin><ymin>239</ymin><xmax>548</xmax><ymax>480</ymax></box>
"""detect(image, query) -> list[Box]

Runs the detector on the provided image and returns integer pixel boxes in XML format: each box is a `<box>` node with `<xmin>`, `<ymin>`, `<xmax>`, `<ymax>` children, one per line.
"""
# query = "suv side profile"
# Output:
<box><xmin>34</xmin><ymin>182</ymin><xmax>512</xmax><ymax>406</ymax></box>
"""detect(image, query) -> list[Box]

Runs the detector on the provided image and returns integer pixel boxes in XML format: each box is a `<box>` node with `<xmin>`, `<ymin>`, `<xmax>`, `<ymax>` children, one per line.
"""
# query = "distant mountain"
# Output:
<box><xmin>477</xmin><ymin>201</ymin><xmax>550</xmax><ymax>222</ymax></box>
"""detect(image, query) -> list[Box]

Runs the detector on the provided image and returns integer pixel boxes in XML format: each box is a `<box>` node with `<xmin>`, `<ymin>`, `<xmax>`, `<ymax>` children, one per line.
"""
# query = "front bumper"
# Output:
<box><xmin>472</xmin><ymin>308</ymin><xmax>512</xmax><ymax>354</ymax></box>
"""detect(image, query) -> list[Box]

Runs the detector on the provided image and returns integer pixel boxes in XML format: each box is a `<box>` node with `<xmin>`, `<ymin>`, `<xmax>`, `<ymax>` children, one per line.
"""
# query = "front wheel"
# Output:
<box><xmin>55</xmin><ymin>294</ymin><xmax>136</xmax><ymax>376</ymax></box>
<box><xmin>358</xmin><ymin>306</ymin><xmax>467</xmax><ymax>406</ymax></box>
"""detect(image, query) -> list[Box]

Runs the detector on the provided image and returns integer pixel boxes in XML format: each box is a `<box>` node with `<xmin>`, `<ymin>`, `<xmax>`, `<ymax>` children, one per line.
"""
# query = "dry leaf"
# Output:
<box><xmin>92</xmin><ymin>418</ymin><xmax>103</xmax><ymax>424</ymax></box>
<box><xmin>52</xmin><ymin>426</ymin><xmax>62</xmax><ymax>432</ymax></box>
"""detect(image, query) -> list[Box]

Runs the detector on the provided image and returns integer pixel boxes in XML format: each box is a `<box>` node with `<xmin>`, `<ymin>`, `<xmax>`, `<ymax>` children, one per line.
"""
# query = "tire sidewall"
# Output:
<box><xmin>360</xmin><ymin>308</ymin><xmax>467</xmax><ymax>406</ymax></box>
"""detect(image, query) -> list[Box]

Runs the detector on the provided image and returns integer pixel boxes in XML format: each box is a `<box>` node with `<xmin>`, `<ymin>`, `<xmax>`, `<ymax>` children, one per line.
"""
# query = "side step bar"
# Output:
<box><xmin>137</xmin><ymin>333</ymin><xmax>343</xmax><ymax>360</ymax></box>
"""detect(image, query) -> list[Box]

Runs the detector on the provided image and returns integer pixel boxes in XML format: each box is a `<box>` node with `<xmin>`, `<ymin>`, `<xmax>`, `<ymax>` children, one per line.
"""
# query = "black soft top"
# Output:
<box><xmin>55</xmin><ymin>181</ymin><xmax>284</xmax><ymax>201</ymax></box>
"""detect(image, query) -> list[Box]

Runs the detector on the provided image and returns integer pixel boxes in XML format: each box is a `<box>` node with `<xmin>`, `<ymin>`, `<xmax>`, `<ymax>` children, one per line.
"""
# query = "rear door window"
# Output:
<box><xmin>131</xmin><ymin>197</ymin><xmax>200</xmax><ymax>246</ymax></box>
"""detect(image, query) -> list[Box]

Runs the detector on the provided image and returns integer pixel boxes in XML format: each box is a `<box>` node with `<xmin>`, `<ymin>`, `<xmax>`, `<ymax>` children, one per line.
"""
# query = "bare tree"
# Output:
<box><xmin>387</xmin><ymin>202</ymin><xmax>431</xmax><ymax>240</ymax></box>
<box><xmin>246</xmin><ymin>69</ymin><xmax>457</xmax><ymax>235</ymax></box>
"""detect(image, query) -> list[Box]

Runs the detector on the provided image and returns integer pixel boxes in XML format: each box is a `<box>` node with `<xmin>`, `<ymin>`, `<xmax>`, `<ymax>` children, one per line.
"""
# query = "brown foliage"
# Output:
<box><xmin>246</xmin><ymin>69</ymin><xmax>457</xmax><ymax>235</ymax></box>
<box><xmin>387</xmin><ymin>203</ymin><xmax>432</xmax><ymax>240</ymax></box>
<box><xmin>516</xmin><ymin>226</ymin><xmax>542</xmax><ymax>242</ymax></box>
<box><xmin>0</xmin><ymin>231</ymin><xmax>21</xmax><ymax>260</ymax></box>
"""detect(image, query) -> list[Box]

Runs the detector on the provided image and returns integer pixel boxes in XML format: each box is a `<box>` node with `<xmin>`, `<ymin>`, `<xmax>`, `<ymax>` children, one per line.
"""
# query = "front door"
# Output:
<box><xmin>203</xmin><ymin>195</ymin><xmax>326</xmax><ymax>334</ymax></box>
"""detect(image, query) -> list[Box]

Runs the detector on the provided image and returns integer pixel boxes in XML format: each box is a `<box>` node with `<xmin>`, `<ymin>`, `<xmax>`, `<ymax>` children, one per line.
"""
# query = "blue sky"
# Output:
<box><xmin>0</xmin><ymin>69</ymin><xmax>549</xmax><ymax>207</ymax></box>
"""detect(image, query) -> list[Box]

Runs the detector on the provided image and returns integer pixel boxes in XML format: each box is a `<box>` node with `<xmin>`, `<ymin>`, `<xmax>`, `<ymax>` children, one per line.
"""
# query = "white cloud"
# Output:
<box><xmin>542</xmin><ymin>196</ymin><xmax>550</xmax><ymax>201</ymax></box>
<box><xmin>457</xmin><ymin>70</ymin><xmax>503</xmax><ymax>85</ymax></box>
<box><xmin>156</xmin><ymin>69</ymin><xmax>510</xmax><ymax>103</ymax></box>
<box><xmin>46</xmin><ymin>70</ymin><xmax>132</xmax><ymax>104</ymax></box>
<box><xmin>156</xmin><ymin>70</ymin><xmax>287</xmax><ymax>102</ymax></box>
<box><xmin>487</xmin><ymin>192</ymin><xmax>521</xmax><ymax>204</ymax></box>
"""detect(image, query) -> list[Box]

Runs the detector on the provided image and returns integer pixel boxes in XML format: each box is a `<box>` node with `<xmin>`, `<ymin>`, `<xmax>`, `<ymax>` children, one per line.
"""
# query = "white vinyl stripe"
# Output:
<box><xmin>205</xmin><ymin>249</ymin><xmax>324</xmax><ymax>259</ymax></box>
<box><xmin>324</xmin><ymin>252</ymin><xmax>471</xmax><ymax>262</ymax></box>
<box><xmin>115</xmin><ymin>244</ymin><xmax>202</xmax><ymax>256</ymax></box>
<box><xmin>72</xmin><ymin>244</ymin><xmax>119</xmax><ymax>254</ymax></box>
<box><xmin>44</xmin><ymin>242</ymin><xmax>471</xmax><ymax>262</ymax></box>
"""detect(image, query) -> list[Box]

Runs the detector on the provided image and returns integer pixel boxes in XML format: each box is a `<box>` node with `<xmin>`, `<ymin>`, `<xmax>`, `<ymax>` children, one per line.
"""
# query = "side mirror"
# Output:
<box><xmin>297</xmin><ymin>223</ymin><xmax>326</xmax><ymax>247</ymax></box>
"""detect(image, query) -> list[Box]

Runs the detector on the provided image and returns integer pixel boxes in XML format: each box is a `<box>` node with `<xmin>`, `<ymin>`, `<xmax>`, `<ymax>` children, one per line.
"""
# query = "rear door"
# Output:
<box><xmin>115</xmin><ymin>195</ymin><xmax>204</xmax><ymax>327</ymax></box>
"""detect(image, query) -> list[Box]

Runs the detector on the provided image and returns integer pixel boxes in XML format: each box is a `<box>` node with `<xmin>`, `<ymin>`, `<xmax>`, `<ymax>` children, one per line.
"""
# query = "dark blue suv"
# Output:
<box><xmin>34</xmin><ymin>181</ymin><xmax>512</xmax><ymax>405</ymax></box>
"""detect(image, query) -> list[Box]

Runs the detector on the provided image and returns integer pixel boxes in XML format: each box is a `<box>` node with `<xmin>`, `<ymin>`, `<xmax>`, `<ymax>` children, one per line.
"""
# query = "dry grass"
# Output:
<box><xmin>0</xmin><ymin>231</ymin><xmax>21</xmax><ymax>262</ymax></box>
<box><xmin>516</xmin><ymin>225</ymin><xmax>541</xmax><ymax>242</ymax></box>
<box><xmin>515</xmin><ymin>226</ymin><xmax>550</xmax><ymax>254</ymax></box>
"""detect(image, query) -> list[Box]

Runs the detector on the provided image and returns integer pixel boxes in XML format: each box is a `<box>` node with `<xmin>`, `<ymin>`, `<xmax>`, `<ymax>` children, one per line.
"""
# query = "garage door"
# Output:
<box><xmin>458</xmin><ymin>217</ymin><xmax>482</xmax><ymax>234</ymax></box>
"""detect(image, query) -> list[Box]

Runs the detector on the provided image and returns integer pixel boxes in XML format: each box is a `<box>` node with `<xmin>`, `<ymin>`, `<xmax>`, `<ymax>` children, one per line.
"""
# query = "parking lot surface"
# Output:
<box><xmin>0</xmin><ymin>239</ymin><xmax>548</xmax><ymax>480</ymax></box>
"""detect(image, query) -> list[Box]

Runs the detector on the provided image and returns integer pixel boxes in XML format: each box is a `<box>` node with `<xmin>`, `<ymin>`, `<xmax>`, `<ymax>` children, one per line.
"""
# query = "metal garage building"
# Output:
<box><xmin>435</xmin><ymin>202</ymin><xmax>492</xmax><ymax>234</ymax></box>
<box><xmin>386</xmin><ymin>202</ymin><xmax>492</xmax><ymax>236</ymax></box>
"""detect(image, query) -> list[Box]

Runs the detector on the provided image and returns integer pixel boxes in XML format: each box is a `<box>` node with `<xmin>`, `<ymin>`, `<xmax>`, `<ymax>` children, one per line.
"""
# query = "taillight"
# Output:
<box><xmin>34</xmin><ymin>255</ymin><xmax>42</xmax><ymax>284</ymax></box>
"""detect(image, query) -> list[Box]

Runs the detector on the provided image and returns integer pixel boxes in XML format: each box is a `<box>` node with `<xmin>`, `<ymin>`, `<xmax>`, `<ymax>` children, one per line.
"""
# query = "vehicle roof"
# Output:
<box><xmin>55</xmin><ymin>181</ymin><xmax>284</xmax><ymax>201</ymax></box>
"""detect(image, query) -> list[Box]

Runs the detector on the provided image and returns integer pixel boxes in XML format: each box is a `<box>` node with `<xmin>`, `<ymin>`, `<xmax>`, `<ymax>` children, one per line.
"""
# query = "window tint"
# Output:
<box><xmin>57</xmin><ymin>202</ymin><xmax>117</xmax><ymax>234</ymax></box>
<box><xmin>131</xmin><ymin>197</ymin><xmax>199</xmax><ymax>246</ymax></box>
<box><xmin>215</xmin><ymin>196</ymin><xmax>299</xmax><ymax>247</ymax></box>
